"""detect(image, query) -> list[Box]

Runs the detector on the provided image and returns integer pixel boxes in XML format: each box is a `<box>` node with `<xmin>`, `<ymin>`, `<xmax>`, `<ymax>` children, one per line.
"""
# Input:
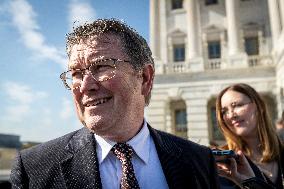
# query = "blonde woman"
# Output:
<box><xmin>215</xmin><ymin>83</ymin><xmax>283</xmax><ymax>189</ymax></box>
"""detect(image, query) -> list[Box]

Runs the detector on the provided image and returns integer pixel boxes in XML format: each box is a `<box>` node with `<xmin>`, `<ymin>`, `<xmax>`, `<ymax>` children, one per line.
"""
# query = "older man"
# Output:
<box><xmin>10</xmin><ymin>19</ymin><xmax>219</xmax><ymax>189</ymax></box>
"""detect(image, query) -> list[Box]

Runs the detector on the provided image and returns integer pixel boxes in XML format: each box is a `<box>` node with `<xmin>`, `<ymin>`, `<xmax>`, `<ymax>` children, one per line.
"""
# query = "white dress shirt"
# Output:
<box><xmin>95</xmin><ymin>120</ymin><xmax>169</xmax><ymax>189</ymax></box>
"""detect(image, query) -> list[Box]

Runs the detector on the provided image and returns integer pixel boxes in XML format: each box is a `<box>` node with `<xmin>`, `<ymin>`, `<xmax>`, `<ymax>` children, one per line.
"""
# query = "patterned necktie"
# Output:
<box><xmin>111</xmin><ymin>143</ymin><xmax>140</xmax><ymax>189</ymax></box>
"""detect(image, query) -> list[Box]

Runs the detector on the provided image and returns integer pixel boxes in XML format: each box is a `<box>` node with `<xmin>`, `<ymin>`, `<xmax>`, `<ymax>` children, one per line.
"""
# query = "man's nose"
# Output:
<box><xmin>79</xmin><ymin>72</ymin><xmax>100</xmax><ymax>93</ymax></box>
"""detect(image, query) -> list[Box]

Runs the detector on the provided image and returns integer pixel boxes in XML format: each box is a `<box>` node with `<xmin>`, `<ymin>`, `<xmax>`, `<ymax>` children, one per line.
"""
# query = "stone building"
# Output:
<box><xmin>0</xmin><ymin>134</ymin><xmax>21</xmax><ymax>185</ymax></box>
<box><xmin>146</xmin><ymin>0</ymin><xmax>284</xmax><ymax>145</ymax></box>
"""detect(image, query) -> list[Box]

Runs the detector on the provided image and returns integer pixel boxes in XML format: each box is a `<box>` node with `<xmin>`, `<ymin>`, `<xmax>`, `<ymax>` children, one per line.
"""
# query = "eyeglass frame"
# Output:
<box><xmin>221</xmin><ymin>101</ymin><xmax>253</xmax><ymax>118</ymax></box>
<box><xmin>60</xmin><ymin>58</ymin><xmax>130</xmax><ymax>90</ymax></box>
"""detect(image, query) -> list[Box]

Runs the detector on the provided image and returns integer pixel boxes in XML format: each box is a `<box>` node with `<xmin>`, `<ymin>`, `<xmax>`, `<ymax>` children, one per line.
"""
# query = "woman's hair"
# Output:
<box><xmin>216</xmin><ymin>83</ymin><xmax>281</xmax><ymax>162</ymax></box>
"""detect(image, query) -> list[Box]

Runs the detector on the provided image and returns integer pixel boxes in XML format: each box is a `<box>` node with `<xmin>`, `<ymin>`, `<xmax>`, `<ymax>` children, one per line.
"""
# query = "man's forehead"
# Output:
<box><xmin>82</xmin><ymin>34</ymin><xmax>120</xmax><ymax>47</ymax></box>
<box><xmin>68</xmin><ymin>33</ymin><xmax>127</xmax><ymax>68</ymax></box>
<box><xmin>69</xmin><ymin>34</ymin><xmax>122</xmax><ymax>55</ymax></box>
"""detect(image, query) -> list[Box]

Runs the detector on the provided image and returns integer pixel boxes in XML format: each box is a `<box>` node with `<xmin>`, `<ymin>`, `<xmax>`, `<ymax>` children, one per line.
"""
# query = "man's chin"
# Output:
<box><xmin>84</xmin><ymin>116</ymin><xmax>103</xmax><ymax>132</ymax></box>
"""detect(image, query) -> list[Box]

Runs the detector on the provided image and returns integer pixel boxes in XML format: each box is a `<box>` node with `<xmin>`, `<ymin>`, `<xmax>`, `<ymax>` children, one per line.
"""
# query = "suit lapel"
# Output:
<box><xmin>60</xmin><ymin>128</ymin><xmax>102</xmax><ymax>189</ymax></box>
<box><xmin>148</xmin><ymin>125</ymin><xmax>198</xmax><ymax>189</ymax></box>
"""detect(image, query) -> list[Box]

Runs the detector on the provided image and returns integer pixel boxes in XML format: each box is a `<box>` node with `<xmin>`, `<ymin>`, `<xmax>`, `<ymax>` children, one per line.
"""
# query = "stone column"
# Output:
<box><xmin>279</xmin><ymin>0</ymin><xmax>284</xmax><ymax>32</ymax></box>
<box><xmin>226</xmin><ymin>0</ymin><xmax>242</xmax><ymax>55</ymax></box>
<box><xmin>220</xmin><ymin>31</ymin><xmax>226</xmax><ymax>58</ymax></box>
<box><xmin>168</xmin><ymin>37</ymin><xmax>173</xmax><ymax>61</ymax></box>
<box><xmin>186</xmin><ymin>0</ymin><xmax>203</xmax><ymax>71</ymax></box>
<box><xmin>168</xmin><ymin>37</ymin><xmax>173</xmax><ymax>73</ymax></box>
<box><xmin>268</xmin><ymin>0</ymin><xmax>281</xmax><ymax>48</ymax></box>
<box><xmin>202</xmin><ymin>33</ymin><xmax>208</xmax><ymax>66</ymax></box>
<box><xmin>160</xmin><ymin>0</ymin><xmax>168</xmax><ymax>63</ymax></box>
<box><xmin>220</xmin><ymin>31</ymin><xmax>227</xmax><ymax>69</ymax></box>
<box><xmin>150</xmin><ymin>0</ymin><xmax>160</xmax><ymax>60</ymax></box>
<box><xmin>225</xmin><ymin>0</ymin><xmax>247</xmax><ymax>68</ymax></box>
<box><xmin>258</xmin><ymin>30</ymin><xmax>263</xmax><ymax>55</ymax></box>
<box><xmin>186</xmin><ymin>0</ymin><xmax>200</xmax><ymax>59</ymax></box>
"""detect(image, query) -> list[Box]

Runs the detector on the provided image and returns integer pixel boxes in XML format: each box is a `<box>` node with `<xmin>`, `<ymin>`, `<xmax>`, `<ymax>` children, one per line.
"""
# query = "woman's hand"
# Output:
<box><xmin>216</xmin><ymin>151</ymin><xmax>256</xmax><ymax>187</ymax></box>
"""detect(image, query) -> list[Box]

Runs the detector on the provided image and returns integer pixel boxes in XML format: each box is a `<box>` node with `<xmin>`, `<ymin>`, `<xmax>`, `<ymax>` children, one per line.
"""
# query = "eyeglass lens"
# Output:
<box><xmin>63</xmin><ymin>59</ymin><xmax>116</xmax><ymax>89</ymax></box>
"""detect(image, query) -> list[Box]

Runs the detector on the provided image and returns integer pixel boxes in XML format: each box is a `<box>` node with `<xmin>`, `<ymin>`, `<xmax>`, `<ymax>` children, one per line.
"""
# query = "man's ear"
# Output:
<box><xmin>141</xmin><ymin>64</ymin><xmax>154</xmax><ymax>97</ymax></box>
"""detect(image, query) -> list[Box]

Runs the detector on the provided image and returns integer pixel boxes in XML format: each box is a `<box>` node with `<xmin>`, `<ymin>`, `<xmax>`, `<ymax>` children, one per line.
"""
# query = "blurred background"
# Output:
<box><xmin>1</xmin><ymin>0</ymin><xmax>284</xmax><ymax>187</ymax></box>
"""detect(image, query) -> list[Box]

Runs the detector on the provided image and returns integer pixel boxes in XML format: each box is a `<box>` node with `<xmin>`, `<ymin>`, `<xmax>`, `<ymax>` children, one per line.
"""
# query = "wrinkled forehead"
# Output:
<box><xmin>68</xmin><ymin>34</ymin><xmax>127</xmax><ymax>68</ymax></box>
<box><xmin>83</xmin><ymin>34</ymin><xmax>122</xmax><ymax>48</ymax></box>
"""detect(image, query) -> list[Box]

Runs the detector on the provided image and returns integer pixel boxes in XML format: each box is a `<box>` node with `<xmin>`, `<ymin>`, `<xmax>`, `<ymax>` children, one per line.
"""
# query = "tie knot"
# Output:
<box><xmin>112</xmin><ymin>143</ymin><xmax>134</xmax><ymax>162</ymax></box>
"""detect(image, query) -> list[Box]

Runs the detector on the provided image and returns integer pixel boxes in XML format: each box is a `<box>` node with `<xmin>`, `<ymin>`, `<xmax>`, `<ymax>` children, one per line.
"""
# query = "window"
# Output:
<box><xmin>173</xmin><ymin>44</ymin><xmax>185</xmax><ymax>62</ymax></box>
<box><xmin>245</xmin><ymin>37</ymin><xmax>259</xmax><ymax>55</ymax></box>
<box><xmin>205</xmin><ymin>0</ymin><xmax>218</xmax><ymax>5</ymax></box>
<box><xmin>208</xmin><ymin>41</ymin><xmax>221</xmax><ymax>59</ymax></box>
<box><xmin>175</xmin><ymin>109</ymin><xmax>187</xmax><ymax>132</ymax></box>
<box><xmin>175</xmin><ymin>109</ymin><xmax>187</xmax><ymax>139</ymax></box>
<box><xmin>170</xmin><ymin>100</ymin><xmax>187</xmax><ymax>139</ymax></box>
<box><xmin>172</xmin><ymin>0</ymin><xmax>183</xmax><ymax>10</ymax></box>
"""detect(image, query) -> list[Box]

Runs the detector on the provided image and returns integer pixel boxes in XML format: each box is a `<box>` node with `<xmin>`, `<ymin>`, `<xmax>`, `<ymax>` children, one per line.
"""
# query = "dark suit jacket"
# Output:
<box><xmin>10</xmin><ymin>126</ymin><xmax>220</xmax><ymax>189</ymax></box>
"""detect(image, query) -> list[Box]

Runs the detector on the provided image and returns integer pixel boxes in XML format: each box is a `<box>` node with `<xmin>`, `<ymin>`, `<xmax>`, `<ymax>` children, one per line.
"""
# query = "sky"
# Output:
<box><xmin>0</xmin><ymin>0</ymin><xmax>149</xmax><ymax>142</ymax></box>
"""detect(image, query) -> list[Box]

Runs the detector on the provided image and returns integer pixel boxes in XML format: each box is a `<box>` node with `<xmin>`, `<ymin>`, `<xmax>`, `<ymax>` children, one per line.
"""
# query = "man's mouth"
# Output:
<box><xmin>85</xmin><ymin>97</ymin><xmax>112</xmax><ymax>107</ymax></box>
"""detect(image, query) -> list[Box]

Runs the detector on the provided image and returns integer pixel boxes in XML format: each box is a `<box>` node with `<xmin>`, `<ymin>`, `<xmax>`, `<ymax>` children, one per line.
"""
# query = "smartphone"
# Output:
<box><xmin>212</xmin><ymin>150</ymin><xmax>239</xmax><ymax>163</ymax></box>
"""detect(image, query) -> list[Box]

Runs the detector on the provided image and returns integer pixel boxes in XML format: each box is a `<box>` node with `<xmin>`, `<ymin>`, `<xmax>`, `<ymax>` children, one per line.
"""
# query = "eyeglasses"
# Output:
<box><xmin>60</xmin><ymin>58</ymin><xmax>130</xmax><ymax>90</ymax></box>
<box><xmin>221</xmin><ymin>101</ymin><xmax>252</xmax><ymax>118</ymax></box>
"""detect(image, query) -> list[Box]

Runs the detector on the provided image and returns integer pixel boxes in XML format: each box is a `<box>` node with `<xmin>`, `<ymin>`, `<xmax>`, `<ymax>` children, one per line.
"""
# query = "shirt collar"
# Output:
<box><xmin>95</xmin><ymin>119</ymin><xmax>150</xmax><ymax>164</ymax></box>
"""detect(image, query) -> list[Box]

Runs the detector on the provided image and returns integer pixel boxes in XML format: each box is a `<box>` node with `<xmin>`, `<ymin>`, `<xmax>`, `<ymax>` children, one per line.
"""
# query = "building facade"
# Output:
<box><xmin>146</xmin><ymin>0</ymin><xmax>284</xmax><ymax>145</ymax></box>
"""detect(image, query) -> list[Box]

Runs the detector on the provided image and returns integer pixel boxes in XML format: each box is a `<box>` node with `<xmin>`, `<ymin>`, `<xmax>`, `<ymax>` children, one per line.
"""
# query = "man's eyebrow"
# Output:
<box><xmin>88</xmin><ymin>55</ymin><xmax>107</xmax><ymax>62</ymax></box>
